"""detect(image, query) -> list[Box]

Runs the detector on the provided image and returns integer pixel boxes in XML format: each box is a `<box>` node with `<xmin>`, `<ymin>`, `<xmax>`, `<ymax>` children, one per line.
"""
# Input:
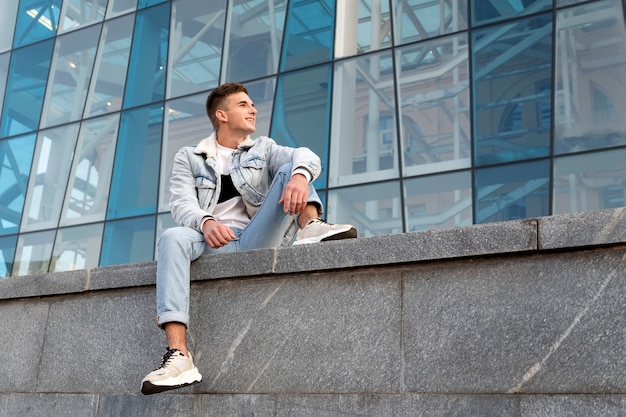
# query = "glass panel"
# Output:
<box><xmin>393</xmin><ymin>0</ymin><xmax>468</xmax><ymax>45</ymax></box>
<box><xmin>12</xmin><ymin>230</ymin><xmax>56</xmax><ymax>276</ymax></box>
<box><xmin>21</xmin><ymin>124</ymin><xmax>80</xmax><ymax>232</ymax></box>
<box><xmin>106</xmin><ymin>0</ymin><xmax>137</xmax><ymax>18</ymax></box>
<box><xmin>327</xmin><ymin>181</ymin><xmax>402</xmax><ymax>238</ymax></box>
<box><xmin>223</xmin><ymin>0</ymin><xmax>287</xmax><ymax>82</ymax></box>
<box><xmin>557</xmin><ymin>0</ymin><xmax>588</xmax><ymax>6</ymax></box>
<box><xmin>0</xmin><ymin>53</ymin><xmax>10</xmax><ymax>134</ymax></box>
<box><xmin>58</xmin><ymin>0</ymin><xmax>107</xmax><ymax>33</ymax></box>
<box><xmin>472</xmin><ymin>0</ymin><xmax>551</xmax><ymax>27</ymax></box>
<box><xmin>123</xmin><ymin>3</ymin><xmax>170</xmax><ymax>109</ymax></box>
<box><xmin>475</xmin><ymin>159</ymin><xmax>550</xmax><ymax>224</ymax></box>
<box><xmin>335</xmin><ymin>0</ymin><xmax>392</xmax><ymax>58</ymax></box>
<box><xmin>0</xmin><ymin>1</ymin><xmax>19</xmax><ymax>52</ymax></box>
<box><xmin>50</xmin><ymin>223</ymin><xmax>103</xmax><ymax>272</ymax></box>
<box><xmin>13</xmin><ymin>0</ymin><xmax>61</xmax><ymax>48</ymax></box>
<box><xmin>138</xmin><ymin>0</ymin><xmax>167</xmax><ymax>8</ymax></box>
<box><xmin>554</xmin><ymin>0</ymin><xmax>626</xmax><ymax>154</ymax></box>
<box><xmin>397</xmin><ymin>33</ymin><xmax>471</xmax><ymax>176</ymax></box>
<box><xmin>60</xmin><ymin>114</ymin><xmax>120</xmax><ymax>226</ymax></box>
<box><xmin>83</xmin><ymin>14</ymin><xmax>134</xmax><ymax>118</ymax></box>
<box><xmin>280</xmin><ymin>0</ymin><xmax>335</xmax><ymax>71</ymax></box>
<box><xmin>160</xmin><ymin>93</ymin><xmax>210</xmax><ymax>212</ymax></box>
<box><xmin>0</xmin><ymin>40</ymin><xmax>54</xmax><ymax>138</ymax></box>
<box><xmin>167</xmin><ymin>0</ymin><xmax>227</xmax><ymax>99</ymax></box>
<box><xmin>553</xmin><ymin>148</ymin><xmax>626</xmax><ymax>214</ymax></box>
<box><xmin>246</xmin><ymin>77</ymin><xmax>277</xmax><ymax>138</ymax></box>
<box><xmin>472</xmin><ymin>14</ymin><xmax>553</xmax><ymax>166</ymax></box>
<box><xmin>100</xmin><ymin>216</ymin><xmax>156</xmax><ymax>266</ymax></box>
<box><xmin>107</xmin><ymin>104</ymin><xmax>163</xmax><ymax>219</ymax></box>
<box><xmin>329</xmin><ymin>51</ymin><xmax>397</xmax><ymax>188</ymax></box>
<box><xmin>404</xmin><ymin>170</ymin><xmax>472</xmax><ymax>231</ymax></box>
<box><xmin>0</xmin><ymin>235</ymin><xmax>17</xmax><ymax>278</ymax></box>
<box><xmin>272</xmin><ymin>66</ymin><xmax>332</xmax><ymax>189</ymax></box>
<box><xmin>0</xmin><ymin>134</ymin><xmax>36</xmax><ymax>236</ymax></box>
<box><xmin>41</xmin><ymin>24</ymin><xmax>102</xmax><ymax>128</ymax></box>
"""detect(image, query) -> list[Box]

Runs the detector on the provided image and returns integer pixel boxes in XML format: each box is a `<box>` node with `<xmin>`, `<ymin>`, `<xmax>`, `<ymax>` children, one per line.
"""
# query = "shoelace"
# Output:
<box><xmin>156</xmin><ymin>348</ymin><xmax>179</xmax><ymax>370</ymax></box>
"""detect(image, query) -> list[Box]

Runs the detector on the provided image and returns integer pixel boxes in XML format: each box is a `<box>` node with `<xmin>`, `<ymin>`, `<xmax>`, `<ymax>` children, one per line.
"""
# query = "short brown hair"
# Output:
<box><xmin>205</xmin><ymin>82</ymin><xmax>249</xmax><ymax>130</ymax></box>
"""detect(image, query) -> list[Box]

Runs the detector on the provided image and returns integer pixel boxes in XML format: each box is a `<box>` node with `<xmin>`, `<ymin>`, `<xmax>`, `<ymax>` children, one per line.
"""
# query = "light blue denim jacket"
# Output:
<box><xmin>169</xmin><ymin>132</ymin><xmax>321</xmax><ymax>233</ymax></box>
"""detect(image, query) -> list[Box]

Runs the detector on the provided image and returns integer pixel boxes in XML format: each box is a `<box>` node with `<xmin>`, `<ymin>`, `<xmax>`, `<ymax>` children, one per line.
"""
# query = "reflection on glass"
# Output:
<box><xmin>83</xmin><ymin>14</ymin><xmax>133</xmax><ymax>118</ymax></box>
<box><xmin>0</xmin><ymin>235</ymin><xmax>17</xmax><ymax>278</ymax></box>
<box><xmin>475</xmin><ymin>159</ymin><xmax>550</xmax><ymax>224</ymax></box>
<box><xmin>0</xmin><ymin>134</ymin><xmax>36</xmax><ymax>236</ymax></box>
<box><xmin>0</xmin><ymin>2</ymin><xmax>19</xmax><ymax>52</ymax></box>
<box><xmin>554</xmin><ymin>0</ymin><xmax>626</xmax><ymax>154</ymax></box>
<box><xmin>167</xmin><ymin>0</ymin><xmax>227</xmax><ymax>99</ymax></box>
<box><xmin>246</xmin><ymin>78</ymin><xmax>277</xmax><ymax>138</ymax></box>
<box><xmin>553</xmin><ymin>148</ymin><xmax>626</xmax><ymax>214</ymax></box>
<box><xmin>397</xmin><ymin>33</ymin><xmax>470</xmax><ymax>176</ymax></box>
<box><xmin>329</xmin><ymin>51</ymin><xmax>397</xmax><ymax>187</ymax></box>
<box><xmin>472</xmin><ymin>0</ymin><xmax>551</xmax><ymax>27</ymax></box>
<box><xmin>100</xmin><ymin>215</ymin><xmax>156</xmax><ymax>266</ymax></box>
<box><xmin>13</xmin><ymin>0</ymin><xmax>61</xmax><ymax>48</ymax></box>
<box><xmin>280</xmin><ymin>0</ymin><xmax>335</xmax><ymax>70</ymax></box>
<box><xmin>160</xmin><ymin>93</ymin><xmax>211</xmax><ymax>212</ymax></box>
<box><xmin>107</xmin><ymin>104</ymin><xmax>163</xmax><ymax>219</ymax></box>
<box><xmin>0</xmin><ymin>53</ymin><xmax>8</xmax><ymax>115</ymax></box>
<box><xmin>335</xmin><ymin>0</ymin><xmax>391</xmax><ymax>58</ymax></box>
<box><xmin>272</xmin><ymin>66</ymin><xmax>331</xmax><ymax>188</ymax></box>
<box><xmin>223</xmin><ymin>0</ymin><xmax>287</xmax><ymax>82</ymax></box>
<box><xmin>58</xmin><ymin>0</ymin><xmax>107</xmax><ymax>33</ymax></box>
<box><xmin>41</xmin><ymin>24</ymin><xmax>101</xmax><ymax>128</ymax></box>
<box><xmin>60</xmin><ymin>114</ymin><xmax>120</xmax><ymax>226</ymax></box>
<box><xmin>106</xmin><ymin>0</ymin><xmax>137</xmax><ymax>17</ymax></box>
<box><xmin>327</xmin><ymin>181</ymin><xmax>402</xmax><ymax>238</ymax></box>
<box><xmin>404</xmin><ymin>170</ymin><xmax>472</xmax><ymax>231</ymax></box>
<box><xmin>21</xmin><ymin>124</ymin><xmax>80</xmax><ymax>232</ymax></box>
<box><xmin>13</xmin><ymin>230</ymin><xmax>56</xmax><ymax>276</ymax></box>
<box><xmin>50</xmin><ymin>223</ymin><xmax>103</xmax><ymax>272</ymax></box>
<box><xmin>472</xmin><ymin>13</ymin><xmax>552</xmax><ymax>166</ymax></box>
<box><xmin>123</xmin><ymin>3</ymin><xmax>170</xmax><ymax>109</ymax></box>
<box><xmin>394</xmin><ymin>0</ymin><xmax>468</xmax><ymax>45</ymax></box>
<box><xmin>0</xmin><ymin>40</ymin><xmax>54</xmax><ymax>138</ymax></box>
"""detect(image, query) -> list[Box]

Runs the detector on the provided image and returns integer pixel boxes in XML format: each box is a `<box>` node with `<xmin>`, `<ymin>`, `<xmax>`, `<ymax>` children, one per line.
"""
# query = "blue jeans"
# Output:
<box><xmin>156</xmin><ymin>163</ymin><xmax>321</xmax><ymax>327</ymax></box>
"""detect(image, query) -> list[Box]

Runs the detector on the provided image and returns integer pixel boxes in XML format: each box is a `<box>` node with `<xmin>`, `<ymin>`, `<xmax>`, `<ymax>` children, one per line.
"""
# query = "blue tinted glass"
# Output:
<box><xmin>0</xmin><ymin>134</ymin><xmax>36</xmax><ymax>236</ymax></box>
<box><xmin>138</xmin><ymin>0</ymin><xmax>167</xmax><ymax>8</ymax></box>
<box><xmin>472</xmin><ymin>13</ymin><xmax>552</xmax><ymax>166</ymax></box>
<box><xmin>475</xmin><ymin>159</ymin><xmax>550</xmax><ymax>224</ymax></box>
<box><xmin>280</xmin><ymin>0</ymin><xmax>335</xmax><ymax>71</ymax></box>
<box><xmin>123</xmin><ymin>3</ymin><xmax>170</xmax><ymax>109</ymax></box>
<box><xmin>0</xmin><ymin>235</ymin><xmax>17</xmax><ymax>278</ymax></box>
<box><xmin>271</xmin><ymin>66</ymin><xmax>331</xmax><ymax>188</ymax></box>
<box><xmin>472</xmin><ymin>0</ymin><xmax>551</xmax><ymax>26</ymax></box>
<box><xmin>107</xmin><ymin>104</ymin><xmax>163</xmax><ymax>219</ymax></box>
<box><xmin>0</xmin><ymin>40</ymin><xmax>54</xmax><ymax>138</ymax></box>
<box><xmin>13</xmin><ymin>0</ymin><xmax>62</xmax><ymax>48</ymax></box>
<box><xmin>100</xmin><ymin>216</ymin><xmax>156</xmax><ymax>266</ymax></box>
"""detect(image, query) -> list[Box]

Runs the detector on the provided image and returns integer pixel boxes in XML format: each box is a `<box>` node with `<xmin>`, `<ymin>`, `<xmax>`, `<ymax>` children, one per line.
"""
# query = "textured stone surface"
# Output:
<box><xmin>0</xmin><ymin>394</ymin><xmax>98</xmax><ymax>417</ymax></box>
<box><xmin>191</xmin><ymin>270</ymin><xmax>402</xmax><ymax>393</ymax></box>
<box><xmin>539</xmin><ymin>207</ymin><xmax>626</xmax><ymax>249</ymax></box>
<box><xmin>402</xmin><ymin>249</ymin><xmax>626</xmax><ymax>394</ymax></box>
<box><xmin>520</xmin><ymin>395</ymin><xmax>626</xmax><ymax>416</ymax></box>
<box><xmin>0</xmin><ymin>269</ymin><xmax>87</xmax><ymax>300</ymax></box>
<box><xmin>190</xmin><ymin>247</ymin><xmax>276</xmax><ymax>282</ymax></box>
<box><xmin>89</xmin><ymin>262</ymin><xmax>156</xmax><ymax>291</ymax></box>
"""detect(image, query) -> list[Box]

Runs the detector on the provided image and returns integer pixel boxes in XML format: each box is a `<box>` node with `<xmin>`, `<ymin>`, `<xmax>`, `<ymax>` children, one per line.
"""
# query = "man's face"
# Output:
<box><xmin>220</xmin><ymin>91</ymin><xmax>257</xmax><ymax>135</ymax></box>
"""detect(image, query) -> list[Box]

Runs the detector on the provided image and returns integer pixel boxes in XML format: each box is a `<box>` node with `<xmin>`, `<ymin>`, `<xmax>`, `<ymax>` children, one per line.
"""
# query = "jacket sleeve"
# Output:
<box><xmin>264</xmin><ymin>137</ymin><xmax>322</xmax><ymax>181</ymax></box>
<box><xmin>169</xmin><ymin>148</ymin><xmax>213</xmax><ymax>233</ymax></box>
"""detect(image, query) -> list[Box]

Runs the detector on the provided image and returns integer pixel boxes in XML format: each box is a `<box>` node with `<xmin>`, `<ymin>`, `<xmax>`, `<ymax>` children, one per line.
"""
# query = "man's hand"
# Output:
<box><xmin>202</xmin><ymin>219</ymin><xmax>236</xmax><ymax>248</ymax></box>
<box><xmin>278</xmin><ymin>173</ymin><xmax>308</xmax><ymax>216</ymax></box>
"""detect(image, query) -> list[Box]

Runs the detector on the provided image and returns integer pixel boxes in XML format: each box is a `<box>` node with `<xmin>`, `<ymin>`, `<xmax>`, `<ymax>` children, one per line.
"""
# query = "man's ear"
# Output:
<box><xmin>215</xmin><ymin>109</ymin><xmax>227</xmax><ymax>123</ymax></box>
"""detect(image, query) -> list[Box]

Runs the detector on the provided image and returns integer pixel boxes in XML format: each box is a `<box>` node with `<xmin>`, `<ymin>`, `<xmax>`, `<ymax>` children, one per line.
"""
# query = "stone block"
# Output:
<box><xmin>538</xmin><ymin>207</ymin><xmax>626</xmax><ymax>249</ymax></box>
<box><xmin>89</xmin><ymin>262</ymin><xmax>156</xmax><ymax>291</ymax></box>
<box><xmin>189</xmin><ymin>270</ymin><xmax>402</xmax><ymax>393</ymax></box>
<box><xmin>0</xmin><ymin>393</ymin><xmax>98</xmax><ymax>417</ymax></box>
<box><xmin>0</xmin><ymin>269</ymin><xmax>87</xmax><ymax>300</ymax></box>
<box><xmin>402</xmin><ymin>249</ymin><xmax>626</xmax><ymax>394</ymax></box>
<box><xmin>191</xmin><ymin>248</ymin><xmax>276</xmax><ymax>282</ymax></box>
<box><xmin>520</xmin><ymin>395</ymin><xmax>626</xmax><ymax>416</ymax></box>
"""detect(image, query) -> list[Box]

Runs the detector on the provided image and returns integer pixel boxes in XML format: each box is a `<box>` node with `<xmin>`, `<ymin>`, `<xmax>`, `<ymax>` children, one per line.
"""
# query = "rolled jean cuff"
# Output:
<box><xmin>157</xmin><ymin>311</ymin><xmax>189</xmax><ymax>329</ymax></box>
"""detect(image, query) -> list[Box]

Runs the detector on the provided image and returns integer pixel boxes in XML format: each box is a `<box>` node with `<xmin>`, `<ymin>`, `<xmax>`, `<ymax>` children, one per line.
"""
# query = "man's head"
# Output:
<box><xmin>205</xmin><ymin>82</ymin><xmax>252</xmax><ymax>132</ymax></box>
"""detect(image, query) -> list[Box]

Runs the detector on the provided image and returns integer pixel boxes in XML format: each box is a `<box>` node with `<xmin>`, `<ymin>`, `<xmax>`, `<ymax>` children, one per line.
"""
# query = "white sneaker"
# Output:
<box><xmin>293</xmin><ymin>219</ymin><xmax>357</xmax><ymax>245</ymax></box>
<box><xmin>141</xmin><ymin>348</ymin><xmax>202</xmax><ymax>395</ymax></box>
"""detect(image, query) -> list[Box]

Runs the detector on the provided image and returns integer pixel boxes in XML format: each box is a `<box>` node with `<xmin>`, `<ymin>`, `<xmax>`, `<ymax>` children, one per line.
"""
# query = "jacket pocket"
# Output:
<box><xmin>194</xmin><ymin>176</ymin><xmax>216</xmax><ymax>209</ymax></box>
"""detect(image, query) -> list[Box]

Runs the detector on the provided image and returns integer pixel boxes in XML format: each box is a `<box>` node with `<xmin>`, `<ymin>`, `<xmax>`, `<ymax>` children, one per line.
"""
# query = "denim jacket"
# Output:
<box><xmin>169</xmin><ymin>132</ymin><xmax>321</xmax><ymax>233</ymax></box>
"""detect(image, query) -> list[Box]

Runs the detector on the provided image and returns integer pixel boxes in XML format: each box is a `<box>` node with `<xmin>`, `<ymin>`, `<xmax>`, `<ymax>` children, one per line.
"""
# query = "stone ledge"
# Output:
<box><xmin>1</xmin><ymin>208</ymin><xmax>625</xmax><ymax>301</ymax></box>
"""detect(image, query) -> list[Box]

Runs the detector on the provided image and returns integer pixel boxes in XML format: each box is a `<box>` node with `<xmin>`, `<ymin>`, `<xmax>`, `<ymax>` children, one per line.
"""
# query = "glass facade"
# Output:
<box><xmin>0</xmin><ymin>0</ymin><xmax>625</xmax><ymax>277</ymax></box>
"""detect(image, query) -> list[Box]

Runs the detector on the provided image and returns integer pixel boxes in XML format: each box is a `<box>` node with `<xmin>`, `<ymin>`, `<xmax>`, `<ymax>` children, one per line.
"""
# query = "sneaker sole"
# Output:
<box><xmin>293</xmin><ymin>227</ymin><xmax>357</xmax><ymax>245</ymax></box>
<box><xmin>141</xmin><ymin>369</ymin><xmax>202</xmax><ymax>395</ymax></box>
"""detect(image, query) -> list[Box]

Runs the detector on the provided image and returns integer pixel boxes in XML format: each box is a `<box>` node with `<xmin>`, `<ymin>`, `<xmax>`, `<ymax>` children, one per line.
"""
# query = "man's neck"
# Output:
<box><xmin>215</xmin><ymin>134</ymin><xmax>245</xmax><ymax>150</ymax></box>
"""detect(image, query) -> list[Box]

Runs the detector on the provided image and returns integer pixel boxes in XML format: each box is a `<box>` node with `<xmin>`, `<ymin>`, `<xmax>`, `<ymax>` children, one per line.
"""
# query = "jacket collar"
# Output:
<box><xmin>194</xmin><ymin>132</ymin><xmax>255</xmax><ymax>158</ymax></box>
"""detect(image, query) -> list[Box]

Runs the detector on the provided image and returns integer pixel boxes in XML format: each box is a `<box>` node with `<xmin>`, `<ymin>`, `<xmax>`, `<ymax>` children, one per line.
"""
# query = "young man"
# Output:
<box><xmin>141</xmin><ymin>82</ymin><xmax>357</xmax><ymax>395</ymax></box>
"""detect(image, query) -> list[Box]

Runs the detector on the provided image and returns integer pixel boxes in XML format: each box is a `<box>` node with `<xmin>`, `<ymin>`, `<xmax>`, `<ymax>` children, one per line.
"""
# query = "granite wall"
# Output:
<box><xmin>1</xmin><ymin>209</ymin><xmax>624</xmax><ymax>416</ymax></box>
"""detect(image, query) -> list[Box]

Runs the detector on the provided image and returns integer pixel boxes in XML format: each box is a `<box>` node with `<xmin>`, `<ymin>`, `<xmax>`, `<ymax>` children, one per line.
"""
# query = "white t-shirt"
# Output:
<box><xmin>213</xmin><ymin>144</ymin><xmax>249</xmax><ymax>230</ymax></box>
